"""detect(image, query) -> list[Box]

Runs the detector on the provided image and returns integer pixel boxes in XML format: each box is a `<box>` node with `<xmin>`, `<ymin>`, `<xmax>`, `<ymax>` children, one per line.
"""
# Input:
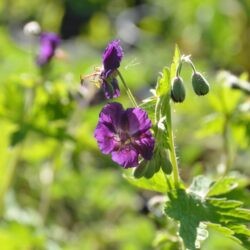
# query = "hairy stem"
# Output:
<box><xmin>162</xmin><ymin>96</ymin><xmax>180</xmax><ymax>188</ymax></box>
<box><xmin>184</xmin><ymin>57</ymin><xmax>197</xmax><ymax>73</ymax></box>
<box><xmin>167</xmin><ymin>106</ymin><xmax>180</xmax><ymax>188</ymax></box>
<box><xmin>117</xmin><ymin>70</ymin><xmax>138</xmax><ymax>107</ymax></box>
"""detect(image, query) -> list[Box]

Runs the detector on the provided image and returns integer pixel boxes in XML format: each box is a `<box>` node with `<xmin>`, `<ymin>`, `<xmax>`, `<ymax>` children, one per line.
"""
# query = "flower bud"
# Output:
<box><xmin>191</xmin><ymin>72</ymin><xmax>210</xmax><ymax>96</ymax></box>
<box><xmin>171</xmin><ymin>76</ymin><xmax>186</xmax><ymax>103</ymax></box>
<box><xmin>133</xmin><ymin>160</ymin><xmax>148</xmax><ymax>178</ymax></box>
<box><xmin>144</xmin><ymin>158</ymin><xmax>157</xmax><ymax>179</ymax></box>
<box><xmin>160</xmin><ymin>149</ymin><xmax>172</xmax><ymax>174</ymax></box>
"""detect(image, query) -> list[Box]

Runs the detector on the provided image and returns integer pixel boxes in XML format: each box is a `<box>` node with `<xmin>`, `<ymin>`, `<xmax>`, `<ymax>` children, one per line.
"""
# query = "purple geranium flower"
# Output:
<box><xmin>37</xmin><ymin>32</ymin><xmax>60</xmax><ymax>66</ymax></box>
<box><xmin>94</xmin><ymin>102</ymin><xmax>155</xmax><ymax>168</ymax></box>
<box><xmin>100</xmin><ymin>40</ymin><xmax>124</xmax><ymax>99</ymax></box>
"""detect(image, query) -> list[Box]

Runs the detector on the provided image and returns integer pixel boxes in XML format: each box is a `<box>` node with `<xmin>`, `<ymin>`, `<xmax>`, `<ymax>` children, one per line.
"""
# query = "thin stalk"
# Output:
<box><xmin>0</xmin><ymin>145</ymin><xmax>23</xmax><ymax>215</ymax></box>
<box><xmin>117</xmin><ymin>70</ymin><xmax>138</xmax><ymax>107</ymax></box>
<box><xmin>220</xmin><ymin>88</ymin><xmax>234</xmax><ymax>175</ymax></box>
<box><xmin>186</xmin><ymin>59</ymin><xmax>197</xmax><ymax>73</ymax></box>
<box><xmin>155</xmin><ymin>98</ymin><xmax>173</xmax><ymax>191</ymax></box>
<box><xmin>222</xmin><ymin>115</ymin><xmax>233</xmax><ymax>175</ymax></box>
<box><xmin>163</xmin><ymin>97</ymin><xmax>180</xmax><ymax>188</ymax></box>
<box><xmin>39</xmin><ymin>145</ymin><xmax>62</xmax><ymax>225</ymax></box>
<box><xmin>176</xmin><ymin>61</ymin><xmax>182</xmax><ymax>77</ymax></box>
<box><xmin>155</xmin><ymin>96</ymin><xmax>161</xmax><ymax>124</ymax></box>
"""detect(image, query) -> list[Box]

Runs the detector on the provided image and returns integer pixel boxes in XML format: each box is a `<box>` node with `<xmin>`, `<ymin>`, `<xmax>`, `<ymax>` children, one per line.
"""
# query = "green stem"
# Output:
<box><xmin>155</xmin><ymin>97</ymin><xmax>161</xmax><ymax>124</ymax></box>
<box><xmin>154</xmin><ymin>98</ymin><xmax>174</xmax><ymax>191</ymax></box>
<box><xmin>0</xmin><ymin>145</ymin><xmax>23</xmax><ymax>215</ymax></box>
<box><xmin>222</xmin><ymin>115</ymin><xmax>233</xmax><ymax>175</ymax></box>
<box><xmin>176</xmin><ymin>61</ymin><xmax>182</xmax><ymax>77</ymax></box>
<box><xmin>163</xmin><ymin>97</ymin><xmax>180</xmax><ymax>188</ymax></box>
<box><xmin>117</xmin><ymin>70</ymin><xmax>138</xmax><ymax>107</ymax></box>
<box><xmin>186</xmin><ymin>58</ymin><xmax>197</xmax><ymax>73</ymax></box>
<box><xmin>39</xmin><ymin>145</ymin><xmax>62</xmax><ymax>225</ymax></box>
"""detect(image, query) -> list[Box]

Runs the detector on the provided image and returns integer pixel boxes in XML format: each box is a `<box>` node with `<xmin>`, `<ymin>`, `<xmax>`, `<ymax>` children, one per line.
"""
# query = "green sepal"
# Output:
<box><xmin>144</xmin><ymin>158</ymin><xmax>157</xmax><ymax>179</ymax></box>
<box><xmin>133</xmin><ymin>160</ymin><xmax>148</xmax><ymax>179</ymax></box>
<box><xmin>160</xmin><ymin>149</ymin><xmax>173</xmax><ymax>174</ymax></box>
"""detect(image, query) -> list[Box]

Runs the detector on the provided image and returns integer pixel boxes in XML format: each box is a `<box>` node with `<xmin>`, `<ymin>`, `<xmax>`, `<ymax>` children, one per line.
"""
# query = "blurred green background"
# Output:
<box><xmin>0</xmin><ymin>0</ymin><xmax>249</xmax><ymax>249</ymax></box>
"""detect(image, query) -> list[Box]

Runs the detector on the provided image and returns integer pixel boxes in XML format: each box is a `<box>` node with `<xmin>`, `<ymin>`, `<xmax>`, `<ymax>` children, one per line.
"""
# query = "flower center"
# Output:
<box><xmin>114</xmin><ymin>130</ymin><xmax>133</xmax><ymax>148</ymax></box>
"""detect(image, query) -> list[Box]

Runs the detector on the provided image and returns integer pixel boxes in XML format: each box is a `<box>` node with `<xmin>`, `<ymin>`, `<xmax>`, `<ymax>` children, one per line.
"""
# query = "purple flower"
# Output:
<box><xmin>94</xmin><ymin>102</ymin><xmax>155</xmax><ymax>168</ymax></box>
<box><xmin>102</xmin><ymin>40</ymin><xmax>123</xmax><ymax>78</ymax></box>
<box><xmin>100</xmin><ymin>40</ymin><xmax>124</xmax><ymax>99</ymax></box>
<box><xmin>37</xmin><ymin>32</ymin><xmax>60</xmax><ymax>66</ymax></box>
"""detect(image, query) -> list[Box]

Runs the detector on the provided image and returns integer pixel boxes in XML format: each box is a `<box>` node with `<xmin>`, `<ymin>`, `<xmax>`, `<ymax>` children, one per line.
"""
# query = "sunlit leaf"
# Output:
<box><xmin>156</xmin><ymin>67</ymin><xmax>171</xmax><ymax>97</ymax></box>
<box><xmin>165</xmin><ymin>185</ymin><xmax>250</xmax><ymax>250</ymax></box>
<box><xmin>124</xmin><ymin>169</ymin><xmax>169</xmax><ymax>193</ymax></box>
<box><xmin>170</xmin><ymin>44</ymin><xmax>181</xmax><ymax>80</ymax></box>
<box><xmin>140</xmin><ymin>96</ymin><xmax>157</xmax><ymax>123</ymax></box>
<box><xmin>207</xmin><ymin>176</ymin><xmax>240</xmax><ymax>197</ymax></box>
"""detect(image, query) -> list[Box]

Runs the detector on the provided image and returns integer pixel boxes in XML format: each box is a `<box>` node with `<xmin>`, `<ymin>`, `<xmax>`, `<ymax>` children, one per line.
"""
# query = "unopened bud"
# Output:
<box><xmin>171</xmin><ymin>76</ymin><xmax>186</xmax><ymax>103</ymax></box>
<box><xmin>160</xmin><ymin>149</ymin><xmax>172</xmax><ymax>174</ymax></box>
<box><xmin>191</xmin><ymin>72</ymin><xmax>210</xmax><ymax>96</ymax></box>
<box><xmin>144</xmin><ymin>158</ymin><xmax>156</xmax><ymax>179</ymax></box>
<box><xmin>133</xmin><ymin>160</ymin><xmax>148</xmax><ymax>178</ymax></box>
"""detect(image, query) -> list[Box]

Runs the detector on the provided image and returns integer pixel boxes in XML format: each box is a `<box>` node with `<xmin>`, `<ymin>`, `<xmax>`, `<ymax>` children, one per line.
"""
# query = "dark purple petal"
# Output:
<box><xmin>126</xmin><ymin>107</ymin><xmax>152</xmax><ymax>136</ymax></box>
<box><xmin>94</xmin><ymin>123</ymin><xmax>118</xmax><ymax>154</ymax></box>
<box><xmin>111</xmin><ymin>146</ymin><xmax>139</xmax><ymax>168</ymax></box>
<box><xmin>37</xmin><ymin>32</ymin><xmax>60</xmax><ymax>66</ymax></box>
<box><xmin>102</xmin><ymin>78</ymin><xmax>120</xmax><ymax>99</ymax></box>
<box><xmin>99</xmin><ymin>102</ymin><xmax>123</xmax><ymax>130</ymax></box>
<box><xmin>133</xmin><ymin>131</ymin><xmax>155</xmax><ymax>160</ymax></box>
<box><xmin>102</xmin><ymin>40</ymin><xmax>123</xmax><ymax>77</ymax></box>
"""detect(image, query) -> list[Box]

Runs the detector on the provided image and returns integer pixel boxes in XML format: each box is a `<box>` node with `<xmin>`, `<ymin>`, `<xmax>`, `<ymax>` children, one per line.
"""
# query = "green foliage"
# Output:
<box><xmin>124</xmin><ymin>169</ymin><xmax>169</xmax><ymax>193</ymax></box>
<box><xmin>0</xmin><ymin>2</ymin><xmax>249</xmax><ymax>249</ymax></box>
<box><xmin>170</xmin><ymin>45</ymin><xmax>181</xmax><ymax>81</ymax></box>
<box><xmin>165</xmin><ymin>176</ymin><xmax>250</xmax><ymax>250</ymax></box>
<box><xmin>156</xmin><ymin>67</ymin><xmax>171</xmax><ymax>97</ymax></box>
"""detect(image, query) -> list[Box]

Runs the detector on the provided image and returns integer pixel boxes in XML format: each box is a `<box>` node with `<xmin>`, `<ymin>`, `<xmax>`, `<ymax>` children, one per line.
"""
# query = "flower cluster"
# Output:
<box><xmin>93</xmin><ymin>40</ymin><xmax>155</xmax><ymax>168</ymax></box>
<box><xmin>37</xmin><ymin>32</ymin><xmax>61</xmax><ymax>66</ymax></box>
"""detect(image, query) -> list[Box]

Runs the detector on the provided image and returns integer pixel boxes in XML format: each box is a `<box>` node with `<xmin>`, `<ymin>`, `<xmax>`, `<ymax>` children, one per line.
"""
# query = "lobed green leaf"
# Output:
<box><xmin>165</xmin><ymin>187</ymin><xmax>250</xmax><ymax>250</ymax></box>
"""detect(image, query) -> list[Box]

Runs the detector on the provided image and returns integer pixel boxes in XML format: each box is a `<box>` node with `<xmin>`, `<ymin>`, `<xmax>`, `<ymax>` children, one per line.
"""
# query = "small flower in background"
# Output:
<box><xmin>102</xmin><ymin>40</ymin><xmax>123</xmax><ymax>78</ymax></box>
<box><xmin>81</xmin><ymin>40</ymin><xmax>124</xmax><ymax>99</ymax></box>
<box><xmin>36</xmin><ymin>32</ymin><xmax>61</xmax><ymax>66</ymax></box>
<box><xmin>100</xmin><ymin>40</ymin><xmax>123</xmax><ymax>99</ymax></box>
<box><xmin>94</xmin><ymin>102</ymin><xmax>155</xmax><ymax>168</ymax></box>
<box><xmin>23</xmin><ymin>21</ymin><xmax>41</xmax><ymax>36</ymax></box>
